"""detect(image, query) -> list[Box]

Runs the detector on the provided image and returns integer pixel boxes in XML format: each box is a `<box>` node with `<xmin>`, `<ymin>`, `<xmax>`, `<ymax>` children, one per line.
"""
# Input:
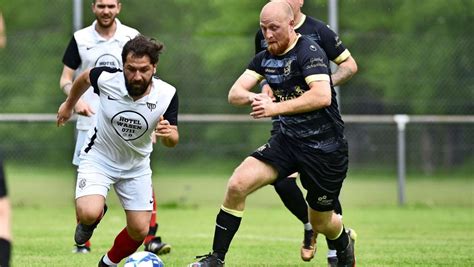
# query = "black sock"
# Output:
<box><xmin>0</xmin><ymin>238</ymin><xmax>11</xmax><ymax>267</ymax></box>
<box><xmin>148</xmin><ymin>224</ymin><xmax>158</xmax><ymax>236</ymax></box>
<box><xmin>327</xmin><ymin>227</ymin><xmax>349</xmax><ymax>251</ymax></box>
<box><xmin>273</xmin><ymin>177</ymin><xmax>308</xmax><ymax>224</ymax></box>
<box><xmin>212</xmin><ymin>209</ymin><xmax>242</xmax><ymax>261</ymax></box>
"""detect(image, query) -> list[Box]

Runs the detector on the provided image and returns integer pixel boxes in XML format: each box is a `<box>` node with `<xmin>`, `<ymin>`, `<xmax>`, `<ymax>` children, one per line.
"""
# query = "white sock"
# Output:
<box><xmin>103</xmin><ymin>254</ymin><xmax>118</xmax><ymax>266</ymax></box>
<box><xmin>327</xmin><ymin>249</ymin><xmax>337</xmax><ymax>258</ymax></box>
<box><xmin>304</xmin><ymin>222</ymin><xmax>312</xmax><ymax>231</ymax></box>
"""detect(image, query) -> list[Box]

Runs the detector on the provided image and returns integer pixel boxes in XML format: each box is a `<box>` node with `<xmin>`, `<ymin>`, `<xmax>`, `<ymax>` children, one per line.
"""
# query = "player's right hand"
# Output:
<box><xmin>57</xmin><ymin>102</ymin><xmax>73</xmax><ymax>127</ymax></box>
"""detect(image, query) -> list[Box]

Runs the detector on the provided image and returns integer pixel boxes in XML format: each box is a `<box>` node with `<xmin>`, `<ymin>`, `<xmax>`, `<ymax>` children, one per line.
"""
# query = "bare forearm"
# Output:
<box><xmin>229</xmin><ymin>86</ymin><xmax>257</xmax><ymax>106</ymax></box>
<box><xmin>274</xmin><ymin>89</ymin><xmax>330</xmax><ymax>115</ymax></box>
<box><xmin>331</xmin><ymin>57</ymin><xmax>358</xmax><ymax>86</ymax></box>
<box><xmin>65</xmin><ymin>71</ymin><xmax>90</xmax><ymax>109</ymax></box>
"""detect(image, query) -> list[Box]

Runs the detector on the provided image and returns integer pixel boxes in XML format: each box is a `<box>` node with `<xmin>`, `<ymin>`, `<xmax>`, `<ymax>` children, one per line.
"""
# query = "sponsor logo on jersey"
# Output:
<box><xmin>95</xmin><ymin>54</ymin><xmax>121</xmax><ymax>68</ymax></box>
<box><xmin>111</xmin><ymin>111</ymin><xmax>149</xmax><ymax>141</ymax></box>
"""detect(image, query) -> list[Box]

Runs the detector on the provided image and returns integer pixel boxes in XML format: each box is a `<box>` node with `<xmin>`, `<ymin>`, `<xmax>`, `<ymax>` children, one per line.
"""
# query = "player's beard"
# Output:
<box><xmin>96</xmin><ymin>16</ymin><xmax>115</xmax><ymax>28</ymax></box>
<box><xmin>267</xmin><ymin>36</ymin><xmax>290</xmax><ymax>55</ymax></box>
<box><xmin>125</xmin><ymin>76</ymin><xmax>152</xmax><ymax>97</ymax></box>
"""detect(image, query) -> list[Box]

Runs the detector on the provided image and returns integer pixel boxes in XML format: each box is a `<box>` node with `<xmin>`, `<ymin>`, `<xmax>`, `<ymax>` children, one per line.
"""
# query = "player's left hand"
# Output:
<box><xmin>154</xmin><ymin>115</ymin><xmax>173</xmax><ymax>138</ymax></box>
<box><xmin>250</xmin><ymin>93</ymin><xmax>276</xmax><ymax>119</ymax></box>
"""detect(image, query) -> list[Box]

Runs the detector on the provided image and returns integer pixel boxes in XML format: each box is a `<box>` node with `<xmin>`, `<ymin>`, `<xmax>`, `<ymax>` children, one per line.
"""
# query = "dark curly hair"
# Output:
<box><xmin>122</xmin><ymin>35</ymin><xmax>165</xmax><ymax>65</ymax></box>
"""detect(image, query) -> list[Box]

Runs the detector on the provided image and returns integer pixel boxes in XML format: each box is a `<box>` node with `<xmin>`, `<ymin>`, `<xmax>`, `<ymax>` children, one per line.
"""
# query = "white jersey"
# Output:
<box><xmin>66</xmin><ymin>19</ymin><xmax>139</xmax><ymax>130</ymax></box>
<box><xmin>78</xmin><ymin>67</ymin><xmax>178</xmax><ymax>177</ymax></box>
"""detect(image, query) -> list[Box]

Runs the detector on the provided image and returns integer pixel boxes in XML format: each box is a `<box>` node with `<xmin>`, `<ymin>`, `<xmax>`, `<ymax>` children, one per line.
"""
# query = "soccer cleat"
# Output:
<box><xmin>188</xmin><ymin>253</ymin><xmax>225</xmax><ymax>267</ymax></box>
<box><xmin>301</xmin><ymin>229</ymin><xmax>317</xmax><ymax>261</ymax></box>
<box><xmin>75</xmin><ymin>204</ymin><xmax>108</xmax><ymax>245</ymax></box>
<box><xmin>71</xmin><ymin>243</ymin><xmax>90</xmax><ymax>254</ymax></box>
<box><xmin>144</xmin><ymin>236</ymin><xmax>172</xmax><ymax>255</ymax></box>
<box><xmin>336</xmin><ymin>228</ymin><xmax>357</xmax><ymax>267</ymax></box>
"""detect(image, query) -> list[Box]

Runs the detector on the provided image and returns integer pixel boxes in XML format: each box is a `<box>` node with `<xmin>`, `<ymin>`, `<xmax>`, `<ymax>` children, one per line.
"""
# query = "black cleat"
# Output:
<box><xmin>336</xmin><ymin>228</ymin><xmax>357</xmax><ymax>267</ymax></box>
<box><xmin>75</xmin><ymin>204</ymin><xmax>108</xmax><ymax>245</ymax></box>
<box><xmin>144</xmin><ymin>236</ymin><xmax>172</xmax><ymax>255</ymax></box>
<box><xmin>97</xmin><ymin>255</ymin><xmax>116</xmax><ymax>267</ymax></box>
<box><xmin>188</xmin><ymin>253</ymin><xmax>225</xmax><ymax>267</ymax></box>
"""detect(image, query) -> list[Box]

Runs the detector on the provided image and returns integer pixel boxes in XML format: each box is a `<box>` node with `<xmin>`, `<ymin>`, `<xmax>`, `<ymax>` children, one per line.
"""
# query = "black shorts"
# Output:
<box><xmin>251</xmin><ymin>132</ymin><xmax>348</xmax><ymax>212</ymax></box>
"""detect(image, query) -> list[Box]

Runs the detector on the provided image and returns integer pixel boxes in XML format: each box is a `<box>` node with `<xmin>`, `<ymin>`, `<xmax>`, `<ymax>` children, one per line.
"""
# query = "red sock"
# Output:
<box><xmin>144</xmin><ymin>191</ymin><xmax>158</xmax><ymax>244</ymax></box>
<box><xmin>107</xmin><ymin>228</ymin><xmax>143</xmax><ymax>264</ymax></box>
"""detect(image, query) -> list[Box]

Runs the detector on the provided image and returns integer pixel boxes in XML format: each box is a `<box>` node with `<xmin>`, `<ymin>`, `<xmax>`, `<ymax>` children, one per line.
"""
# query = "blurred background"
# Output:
<box><xmin>0</xmin><ymin>0</ymin><xmax>472</xmax><ymax>178</ymax></box>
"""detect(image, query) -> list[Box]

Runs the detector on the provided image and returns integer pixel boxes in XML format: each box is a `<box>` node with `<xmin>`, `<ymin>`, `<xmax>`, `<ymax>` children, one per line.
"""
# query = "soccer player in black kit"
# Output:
<box><xmin>255</xmin><ymin>0</ymin><xmax>358</xmax><ymax>264</ymax></box>
<box><xmin>189</xmin><ymin>1</ymin><xmax>356</xmax><ymax>266</ymax></box>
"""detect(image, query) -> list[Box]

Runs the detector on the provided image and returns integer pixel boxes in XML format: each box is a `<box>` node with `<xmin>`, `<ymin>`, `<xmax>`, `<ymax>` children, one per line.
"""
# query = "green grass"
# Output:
<box><xmin>6</xmin><ymin>164</ymin><xmax>474</xmax><ymax>266</ymax></box>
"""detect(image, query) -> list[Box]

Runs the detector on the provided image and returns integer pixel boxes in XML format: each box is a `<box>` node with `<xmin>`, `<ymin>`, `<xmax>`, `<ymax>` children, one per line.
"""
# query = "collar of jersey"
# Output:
<box><xmin>276</xmin><ymin>34</ymin><xmax>301</xmax><ymax>56</ymax></box>
<box><xmin>294</xmin><ymin>14</ymin><xmax>306</xmax><ymax>30</ymax></box>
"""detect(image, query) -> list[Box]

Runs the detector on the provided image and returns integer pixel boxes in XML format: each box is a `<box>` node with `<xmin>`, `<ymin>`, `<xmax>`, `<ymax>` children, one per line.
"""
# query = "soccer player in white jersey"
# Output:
<box><xmin>59</xmin><ymin>0</ymin><xmax>170</xmax><ymax>255</ymax></box>
<box><xmin>57</xmin><ymin>35</ymin><xmax>178</xmax><ymax>267</ymax></box>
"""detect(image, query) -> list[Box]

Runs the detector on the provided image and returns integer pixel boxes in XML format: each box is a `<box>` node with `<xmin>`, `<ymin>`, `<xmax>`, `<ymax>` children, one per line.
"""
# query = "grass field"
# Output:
<box><xmin>6</xmin><ymin>164</ymin><xmax>474</xmax><ymax>266</ymax></box>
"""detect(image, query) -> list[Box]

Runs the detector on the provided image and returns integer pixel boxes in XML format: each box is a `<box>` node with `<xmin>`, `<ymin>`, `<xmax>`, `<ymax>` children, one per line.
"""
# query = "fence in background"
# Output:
<box><xmin>0</xmin><ymin>114</ymin><xmax>472</xmax><ymax>205</ymax></box>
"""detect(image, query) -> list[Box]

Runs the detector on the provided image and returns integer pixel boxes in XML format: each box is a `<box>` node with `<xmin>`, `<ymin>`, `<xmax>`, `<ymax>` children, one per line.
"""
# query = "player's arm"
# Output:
<box><xmin>331</xmin><ymin>54</ymin><xmax>358</xmax><ymax>86</ymax></box>
<box><xmin>251</xmin><ymin>78</ymin><xmax>331</xmax><ymax>118</ymax></box>
<box><xmin>318</xmin><ymin>24</ymin><xmax>358</xmax><ymax>86</ymax></box>
<box><xmin>228</xmin><ymin>70</ymin><xmax>262</xmax><ymax>106</ymax></box>
<box><xmin>60</xmin><ymin>37</ymin><xmax>95</xmax><ymax>116</ymax></box>
<box><xmin>155</xmin><ymin>116</ymin><xmax>179</xmax><ymax>148</ymax></box>
<box><xmin>154</xmin><ymin>93</ymin><xmax>179</xmax><ymax>147</ymax></box>
<box><xmin>57</xmin><ymin>69</ymin><xmax>92</xmax><ymax>126</ymax></box>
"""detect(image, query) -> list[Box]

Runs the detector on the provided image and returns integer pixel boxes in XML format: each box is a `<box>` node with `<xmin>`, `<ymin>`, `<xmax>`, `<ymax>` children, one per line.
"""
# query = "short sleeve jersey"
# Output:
<box><xmin>62</xmin><ymin>19</ymin><xmax>140</xmax><ymax>130</ymax></box>
<box><xmin>255</xmin><ymin>15</ymin><xmax>350</xmax><ymax>64</ymax></box>
<box><xmin>246</xmin><ymin>35</ymin><xmax>344</xmax><ymax>152</ymax></box>
<box><xmin>78</xmin><ymin>67</ymin><xmax>178</xmax><ymax>177</ymax></box>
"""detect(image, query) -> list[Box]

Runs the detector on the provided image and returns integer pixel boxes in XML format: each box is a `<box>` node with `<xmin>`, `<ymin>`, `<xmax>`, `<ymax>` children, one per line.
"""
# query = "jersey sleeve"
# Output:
<box><xmin>245</xmin><ymin>53</ymin><xmax>266</xmax><ymax>82</ymax></box>
<box><xmin>318</xmin><ymin>25</ymin><xmax>350</xmax><ymax>64</ymax></box>
<box><xmin>62</xmin><ymin>37</ymin><xmax>81</xmax><ymax>69</ymax></box>
<box><xmin>298</xmin><ymin>39</ymin><xmax>331</xmax><ymax>84</ymax></box>
<box><xmin>163</xmin><ymin>92</ymin><xmax>179</xmax><ymax>126</ymax></box>
<box><xmin>90</xmin><ymin>67</ymin><xmax>121</xmax><ymax>95</ymax></box>
<box><xmin>254</xmin><ymin>30</ymin><xmax>266</xmax><ymax>54</ymax></box>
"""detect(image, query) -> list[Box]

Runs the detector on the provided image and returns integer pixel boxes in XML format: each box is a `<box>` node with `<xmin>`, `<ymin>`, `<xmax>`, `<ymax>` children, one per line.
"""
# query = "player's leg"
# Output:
<box><xmin>74</xmin><ymin>163</ymin><xmax>111</xmax><ymax>247</ymax></box>
<box><xmin>0</xmin><ymin>156</ymin><xmax>11</xmax><ymax>267</ymax></box>
<box><xmin>189</xmin><ymin>156</ymin><xmax>279</xmax><ymax>267</ymax></box>
<box><xmin>99</xmin><ymin>174</ymin><xmax>153</xmax><ymax>266</ymax></box>
<box><xmin>143</xmin><ymin>190</ymin><xmax>171</xmax><ymax>255</ymax></box>
<box><xmin>100</xmin><ymin>210</ymin><xmax>151</xmax><ymax>266</ymax></box>
<box><xmin>72</xmin><ymin>129</ymin><xmax>92</xmax><ymax>253</ymax></box>
<box><xmin>327</xmin><ymin>197</ymin><xmax>343</xmax><ymax>266</ymax></box>
<box><xmin>301</xmin><ymin>142</ymin><xmax>355</xmax><ymax>267</ymax></box>
<box><xmin>272</xmin><ymin>174</ymin><xmax>315</xmax><ymax>261</ymax></box>
<box><xmin>74</xmin><ymin>194</ymin><xmax>107</xmax><ymax>246</ymax></box>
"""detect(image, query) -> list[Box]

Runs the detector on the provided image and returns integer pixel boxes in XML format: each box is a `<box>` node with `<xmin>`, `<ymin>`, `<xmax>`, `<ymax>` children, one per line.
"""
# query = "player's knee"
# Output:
<box><xmin>127</xmin><ymin>224</ymin><xmax>148</xmax><ymax>241</ymax></box>
<box><xmin>226</xmin><ymin>176</ymin><xmax>249</xmax><ymax>199</ymax></box>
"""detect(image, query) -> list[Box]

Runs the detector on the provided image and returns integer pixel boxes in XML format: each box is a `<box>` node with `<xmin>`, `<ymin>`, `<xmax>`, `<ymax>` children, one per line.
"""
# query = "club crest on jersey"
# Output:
<box><xmin>146</xmin><ymin>102</ymin><xmax>157</xmax><ymax>112</ymax></box>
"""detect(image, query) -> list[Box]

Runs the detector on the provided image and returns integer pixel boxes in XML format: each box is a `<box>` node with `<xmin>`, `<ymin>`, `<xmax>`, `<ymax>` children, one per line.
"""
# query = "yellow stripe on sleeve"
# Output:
<box><xmin>333</xmin><ymin>50</ymin><xmax>351</xmax><ymax>65</ymax></box>
<box><xmin>305</xmin><ymin>74</ymin><xmax>330</xmax><ymax>84</ymax></box>
<box><xmin>244</xmin><ymin>69</ymin><xmax>264</xmax><ymax>82</ymax></box>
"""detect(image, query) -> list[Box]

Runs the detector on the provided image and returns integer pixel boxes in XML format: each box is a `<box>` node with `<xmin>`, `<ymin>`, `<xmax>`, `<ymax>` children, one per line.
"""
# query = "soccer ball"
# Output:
<box><xmin>124</xmin><ymin>251</ymin><xmax>164</xmax><ymax>267</ymax></box>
